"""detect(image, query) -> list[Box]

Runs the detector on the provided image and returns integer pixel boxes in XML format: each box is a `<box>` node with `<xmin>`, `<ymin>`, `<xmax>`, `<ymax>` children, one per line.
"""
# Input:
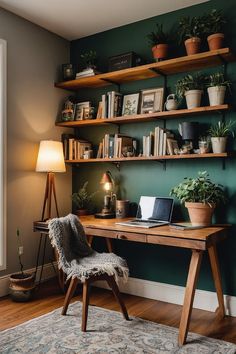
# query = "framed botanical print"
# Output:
<box><xmin>122</xmin><ymin>93</ymin><xmax>140</xmax><ymax>116</ymax></box>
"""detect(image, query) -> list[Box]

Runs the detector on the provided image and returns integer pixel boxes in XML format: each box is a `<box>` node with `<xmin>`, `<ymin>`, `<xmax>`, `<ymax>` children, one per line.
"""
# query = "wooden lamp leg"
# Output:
<box><xmin>41</xmin><ymin>172</ymin><xmax>59</xmax><ymax>221</ymax></box>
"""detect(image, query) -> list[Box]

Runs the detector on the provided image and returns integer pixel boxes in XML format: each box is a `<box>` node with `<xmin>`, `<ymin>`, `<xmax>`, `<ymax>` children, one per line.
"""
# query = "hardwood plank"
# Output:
<box><xmin>0</xmin><ymin>279</ymin><xmax>236</xmax><ymax>344</ymax></box>
<box><xmin>55</xmin><ymin>104</ymin><xmax>230</xmax><ymax>128</ymax></box>
<box><xmin>55</xmin><ymin>48</ymin><xmax>235</xmax><ymax>90</ymax></box>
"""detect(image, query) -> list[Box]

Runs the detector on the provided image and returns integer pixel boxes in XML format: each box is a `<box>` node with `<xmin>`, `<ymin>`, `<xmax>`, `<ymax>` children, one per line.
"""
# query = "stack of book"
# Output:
<box><xmin>97</xmin><ymin>134</ymin><xmax>136</xmax><ymax>158</ymax></box>
<box><xmin>142</xmin><ymin>127</ymin><xmax>178</xmax><ymax>157</ymax></box>
<box><xmin>62</xmin><ymin>134</ymin><xmax>92</xmax><ymax>160</ymax></box>
<box><xmin>100</xmin><ymin>91</ymin><xmax>123</xmax><ymax>118</ymax></box>
<box><xmin>75</xmin><ymin>68</ymin><xmax>99</xmax><ymax>79</ymax></box>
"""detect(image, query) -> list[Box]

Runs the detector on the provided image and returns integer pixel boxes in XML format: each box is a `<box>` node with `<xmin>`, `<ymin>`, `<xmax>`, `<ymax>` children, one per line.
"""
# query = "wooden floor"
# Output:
<box><xmin>0</xmin><ymin>278</ymin><xmax>236</xmax><ymax>345</ymax></box>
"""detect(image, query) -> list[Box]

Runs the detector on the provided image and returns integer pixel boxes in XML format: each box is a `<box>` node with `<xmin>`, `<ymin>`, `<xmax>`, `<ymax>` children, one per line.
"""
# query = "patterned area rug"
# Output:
<box><xmin>0</xmin><ymin>301</ymin><xmax>235</xmax><ymax>354</ymax></box>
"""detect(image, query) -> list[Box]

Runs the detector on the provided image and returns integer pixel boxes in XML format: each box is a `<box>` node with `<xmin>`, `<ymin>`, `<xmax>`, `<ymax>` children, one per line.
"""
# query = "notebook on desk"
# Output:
<box><xmin>116</xmin><ymin>196</ymin><xmax>174</xmax><ymax>228</ymax></box>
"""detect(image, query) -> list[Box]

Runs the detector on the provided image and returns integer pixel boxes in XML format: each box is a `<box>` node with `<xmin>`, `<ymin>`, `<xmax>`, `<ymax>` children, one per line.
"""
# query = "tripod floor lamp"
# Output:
<box><xmin>36</xmin><ymin>140</ymin><xmax>66</xmax><ymax>221</ymax></box>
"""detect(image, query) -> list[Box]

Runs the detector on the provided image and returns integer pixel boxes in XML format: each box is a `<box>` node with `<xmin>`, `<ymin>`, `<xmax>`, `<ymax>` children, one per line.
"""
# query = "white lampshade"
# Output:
<box><xmin>36</xmin><ymin>140</ymin><xmax>66</xmax><ymax>172</ymax></box>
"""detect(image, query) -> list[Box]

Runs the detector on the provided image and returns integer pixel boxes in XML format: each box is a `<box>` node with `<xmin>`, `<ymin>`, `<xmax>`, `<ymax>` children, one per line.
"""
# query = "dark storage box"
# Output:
<box><xmin>108</xmin><ymin>52</ymin><xmax>144</xmax><ymax>72</ymax></box>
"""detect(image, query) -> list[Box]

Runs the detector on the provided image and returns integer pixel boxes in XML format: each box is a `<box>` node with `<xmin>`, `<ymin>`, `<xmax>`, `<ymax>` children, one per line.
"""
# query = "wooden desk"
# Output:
<box><xmin>81</xmin><ymin>215</ymin><xmax>227</xmax><ymax>346</ymax></box>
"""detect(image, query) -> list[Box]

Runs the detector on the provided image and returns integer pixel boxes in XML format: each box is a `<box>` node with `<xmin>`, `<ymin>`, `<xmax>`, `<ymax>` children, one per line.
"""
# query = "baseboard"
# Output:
<box><xmin>94</xmin><ymin>277</ymin><xmax>236</xmax><ymax>317</ymax></box>
<box><xmin>1</xmin><ymin>264</ymin><xmax>235</xmax><ymax>317</ymax></box>
<box><xmin>0</xmin><ymin>262</ymin><xmax>57</xmax><ymax>297</ymax></box>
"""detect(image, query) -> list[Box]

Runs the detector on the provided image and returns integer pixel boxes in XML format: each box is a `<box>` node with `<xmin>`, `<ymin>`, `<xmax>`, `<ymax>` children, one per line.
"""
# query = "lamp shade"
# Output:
<box><xmin>36</xmin><ymin>140</ymin><xmax>66</xmax><ymax>172</ymax></box>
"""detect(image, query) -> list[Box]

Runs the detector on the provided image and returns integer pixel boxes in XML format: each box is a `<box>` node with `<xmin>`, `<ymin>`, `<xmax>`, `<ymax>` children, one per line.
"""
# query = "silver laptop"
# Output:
<box><xmin>116</xmin><ymin>196</ymin><xmax>174</xmax><ymax>228</ymax></box>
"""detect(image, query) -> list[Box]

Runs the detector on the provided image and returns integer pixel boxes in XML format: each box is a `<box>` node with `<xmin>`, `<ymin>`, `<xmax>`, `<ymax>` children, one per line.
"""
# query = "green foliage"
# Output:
<box><xmin>178</xmin><ymin>16</ymin><xmax>205</xmax><ymax>41</ymax></box>
<box><xmin>175</xmin><ymin>73</ymin><xmax>206</xmax><ymax>98</ymax></box>
<box><xmin>80</xmin><ymin>50</ymin><xmax>97</xmax><ymax>68</ymax></box>
<box><xmin>72</xmin><ymin>181</ymin><xmax>98</xmax><ymax>210</ymax></box>
<box><xmin>147</xmin><ymin>24</ymin><xmax>171</xmax><ymax>46</ymax></box>
<box><xmin>203</xmin><ymin>9</ymin><xmax>226</xmax><ymax>35</ymax></box>
<box><xmin>170</xmin><ymin>171</ymin><xmax>226</xmax><ymax>205</ymax></box>
<box><xmin>206</xmin><ymin>72</ymin><xmax>231</xmax><ymax>90</ymax></box>
<box><xmin>208</xmin><ymin>120</ymin><xmax>235</xmax><ymax>137</ymax></box>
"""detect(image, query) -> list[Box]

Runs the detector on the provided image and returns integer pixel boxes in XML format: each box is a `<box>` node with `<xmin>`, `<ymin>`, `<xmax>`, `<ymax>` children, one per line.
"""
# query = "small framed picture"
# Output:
<box><xmin>75</xmin><ymin>101</ymin><xmax>91</xmax><ymax>121</ymax></box>
<box><xmin>122</xmin><ymin>93</ymin><xmax>140</xmax><ymax>116</ymax></box>
<box><xmin>140</xmin><ymin>88</ymin><xmax>164</xmax><ymax>114</ymax></box>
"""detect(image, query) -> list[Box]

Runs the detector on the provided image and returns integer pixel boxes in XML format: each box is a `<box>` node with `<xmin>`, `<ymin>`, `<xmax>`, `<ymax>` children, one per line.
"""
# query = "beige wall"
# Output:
<box><xmin>0</xmin><ymin>8</ymin><xmax>71</xmax><ymax>275</ymax></box>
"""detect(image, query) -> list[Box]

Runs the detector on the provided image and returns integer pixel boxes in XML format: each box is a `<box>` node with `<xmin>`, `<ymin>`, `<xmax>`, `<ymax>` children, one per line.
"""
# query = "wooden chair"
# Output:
<box><xmin>61</xmin><ymin>273</ymin><xmax>129</xmax><ymax>331</ymax></box>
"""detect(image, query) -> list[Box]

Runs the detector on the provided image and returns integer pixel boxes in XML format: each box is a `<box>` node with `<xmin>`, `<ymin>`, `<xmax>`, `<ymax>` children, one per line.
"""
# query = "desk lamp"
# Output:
<box><xmin>95</xmin><ymin>171</ymin><xmax>116</xmax><ymax>219</ymax></box>
<box><xmin>36</xmin><ymin>140</ymin><xmax>66</xmax><ymax>221</ymax></box>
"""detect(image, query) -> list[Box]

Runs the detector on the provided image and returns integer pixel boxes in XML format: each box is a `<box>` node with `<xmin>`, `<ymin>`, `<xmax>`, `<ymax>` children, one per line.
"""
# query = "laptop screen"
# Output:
<box><xmin>136</xmin><ymin>196</ymin><xmax>173</xmax><ymax>222</ymax></box>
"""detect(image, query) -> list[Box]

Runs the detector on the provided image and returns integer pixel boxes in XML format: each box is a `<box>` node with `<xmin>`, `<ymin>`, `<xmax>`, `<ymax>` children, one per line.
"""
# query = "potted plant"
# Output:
<box><xmin>9</xmin><ymin>229</ymin><xmax>35</xmax><ymax>302</ymax></box>
<box><xmin>80</xmin><ymin>50</ymin><xmax>97</xmax><ymax>70</ymax></box>
<box><xmin>147</xmin><ymin>24</ymin><xmax>171</xmax><ymax>61</ymax></box>
<box><xmin>170</xmin><ymin>171</ymin><xmax>225</xmax><ymax>226</ymax></box>
<box><xmin>72</xmin><ymin>181</ymin><xmax>98</xmax><ymax>216</ymax></box>
<box><xmin>176</xmin><ymin>73</ymin><xmax>205</xmax><ymax>109</ymax></box>
<box><xmin>178</xmin><ymin>16</ymin><xmax>204</xmax><ymax>55</ymax></box>
<box><xmin>208</xmin><ymin>120</ymin><xmax>234</xmax><ymax>153</ymax></box>
<box><xmin>206</xmin><ymin>72</ymin><xmax>231</xmax><ymax>106</ymax></box>
<box><xmin>204</xmin><ymin>9</ymin><xmax>226</xmax><ymax>50</ymax></box>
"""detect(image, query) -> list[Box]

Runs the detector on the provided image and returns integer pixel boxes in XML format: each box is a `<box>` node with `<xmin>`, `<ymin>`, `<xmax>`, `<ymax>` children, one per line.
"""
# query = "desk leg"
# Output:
<box><xmin>178</xmin><ymin>250</ymin><xmax>203</xmax><ymax>346</ymax></box>
<box><xmin>208</xmin><ymin>244</ymin><xmax>225</xmax><ymax>318</ymax></box>
<box><xmin>87</xmin><ymin>235</ymin><xmax>94</xmax><ymax>246</ymax></box>
<box><xmin>106</xmin><ymin>238</ymin><xmax>113</xmax><ymax>253</ymax></box>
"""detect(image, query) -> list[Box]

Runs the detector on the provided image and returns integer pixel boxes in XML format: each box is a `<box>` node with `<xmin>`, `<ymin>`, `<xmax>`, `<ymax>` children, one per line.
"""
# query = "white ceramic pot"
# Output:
<box><xmin>184</xmin><ymin>90</ymin><xmax>202</xmax><ymax>109</ymax></box>
<box><xmin>207</xmin><ymin>86</ymin><xmax>226</xmax><ymax>106</ymax></box>
<box><xmin>211</xmin><ymin>137</ymin><xmax>227</xmax><ymax>153</ymax></box>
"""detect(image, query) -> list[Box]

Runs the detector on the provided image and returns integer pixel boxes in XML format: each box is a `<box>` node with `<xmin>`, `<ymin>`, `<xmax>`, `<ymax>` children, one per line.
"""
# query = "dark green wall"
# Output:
<box><xmin>70</xmin><ymin>0</ymin><xmax>236</xmax><ymax>296</ymax></box>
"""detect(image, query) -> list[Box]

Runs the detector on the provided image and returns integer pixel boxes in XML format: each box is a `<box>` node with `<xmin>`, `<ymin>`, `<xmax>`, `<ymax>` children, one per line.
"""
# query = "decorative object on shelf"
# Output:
<box><xmin>95</xmin><ymin>171</ymin><xmax>116</xmax><ymax>219</ymax></box>
<box><xmin>198</xmin><ymin>136</ymin><xmax>211</xmax><ymax>154</ymax></box>
<box><xmin>62</xmin><ymin>63</ymin><xmax>75</xmax><ymax>81</ymax></box>
<box><xmin>61</xmin><ymin>97</ymin><xmax>76</xmax><ymax>121</ymax></box>
<box><xmin>147</xmin><ymin>24</ymin><xmax>171</xmax><ymax>61</ymax></box>
<box><xmin>116</xmin><ymin>200</ymin><xmax>130</xmax><ymax>218</ymax></box>
<box><xmin>179</xmin><ymin>121</ymin><xmax>199</xmax><ymax>152</ymax></box>
<box><xmin>208</xmin><ymin>120</ymin><xmax>235</xmax><ymax>153</ymax></box>
<box><xmin>140</xmin><ymin>88</ymin><xmax>164</xmax><ymax>114</ymax></box>
<box><xmin>75</xmin><ymin>101</ymin><xmax>91</xmax><ymax>120</ymax></box>
<box><xmin>36</xmin><ymin>140</ymin><xmax>66</xmax><ymax>221</ymax></box>
<box><xmin>203</xmin><ymin>9</ymin><xmax>226</xmax><ymax>50</ymax></box>
<box><xmin>9</xmin><ymin>229</ymin><xmax>35</xmax><ymax>302</ymax></box>
<box><xmin>178</xmin><ymin>16</ymin><xmax>204</xmax><ymax>55</ymax></box>
<box><xmin>108</xmin><ymin>52</ymin><xmax>144</xmax><ymax>72</ymax></box>
<box><xmin>72</xmin><ymin>181</ymin><xmax>98</xmax><ymax>216</ymax></box>
<box><xmin>170</xmin><ymin>171</ymin><xmax>226</xmax><ymax>226</ymax></box>
<box><xmin>122</xmin><ymin>93</ymin><xmax>140</xmax><ymax>116</ymax></box>
<box><xmin>164</xmin><ymin>94</ymin><xmax>178</xmax><ymax>111</ymax></box>
<box><xmin>75</xmin><ymin>67</ymin><xmax>100</xmax><ymax>79</ymax></box>
<box><xmin>176</xmin><ymin>73</ymin><xmax>205</xmax><ymax>109</ymax></box>
<box><xmin>206</xmin><ymin>72</ymin><xmax>231</xmax><ymax>106</ymax></box>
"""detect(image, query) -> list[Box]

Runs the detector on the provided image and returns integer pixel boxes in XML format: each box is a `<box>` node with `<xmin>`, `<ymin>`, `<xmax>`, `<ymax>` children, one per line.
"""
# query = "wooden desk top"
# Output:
<box><xmin>81</xmin><ymin>216</ymin><xmax>227</xmax><ymax>250</ymax></box>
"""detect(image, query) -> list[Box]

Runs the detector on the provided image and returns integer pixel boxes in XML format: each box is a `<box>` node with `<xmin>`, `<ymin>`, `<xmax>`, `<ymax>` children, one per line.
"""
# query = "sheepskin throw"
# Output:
<box><xmin>48</xmin><ymin>214</ymin><xmax>129</xmax><ymax>282</ymax></box>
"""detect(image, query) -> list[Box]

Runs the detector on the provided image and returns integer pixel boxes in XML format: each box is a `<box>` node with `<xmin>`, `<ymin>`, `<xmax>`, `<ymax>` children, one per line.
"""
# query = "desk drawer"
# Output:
<box><xmin>116</xmin><ymin>231</ymin><xmax>146</xmax><ymax>243</ymax></box>
<box><xmin>85</xmin><ymin>228</ymin><xmax>117</xmax><ymax>239</ymax></box>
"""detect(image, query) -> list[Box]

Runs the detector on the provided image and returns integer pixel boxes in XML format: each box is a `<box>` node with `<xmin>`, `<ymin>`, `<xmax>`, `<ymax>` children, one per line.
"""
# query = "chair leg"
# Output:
<box><xmin>106</xmin><ymin>275</ymin><xmax>129</xmax><ymax>320</ymax></box>
<box><xmin>82</xmin><ymin>280</ymin><xmax>90</xmax><ymax>332</ymax></box>
<box><xmin>61</xmin><ymin>277</ymin><xmax>79</xmax><ymax>315</ymax></box>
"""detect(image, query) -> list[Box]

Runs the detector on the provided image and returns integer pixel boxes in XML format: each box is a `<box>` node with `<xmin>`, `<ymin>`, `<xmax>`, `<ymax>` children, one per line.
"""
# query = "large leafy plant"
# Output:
<box><xmin>203</xmin><ymin>9</ymin><xmax>226</xmax><ymax>35</ymax></box>
<box><xmin>175</xmin><ymin>73</ymin><xmax>205</xmax><ymax>98</ymax></box>
<box><xmin>72</xmin><ymin>181</ymin><xmax>98</xmax><ymax>210</ymax></box>
<box><xmin>170</xmin><ymin>171</ymin><xmax>226</xmax><ymax>205</ymax></box>
<box><xmin>208</xmin><ymin>120</ymin><xmax>235</xmax><ymax>137</ymax></box>
<box><xmin>206</xmin><ymin>72</ymin><xmax>231</xmax><ymax>90</ymax></box>
<box><xmin>147</xmin><ymin>24</ymin><xmax>171</xmax><ymax>46</ymax></box>
<box><xmin>178</xmin><ymin>16</ymin><xmax>205</xmax><ymax>41</ymax></box>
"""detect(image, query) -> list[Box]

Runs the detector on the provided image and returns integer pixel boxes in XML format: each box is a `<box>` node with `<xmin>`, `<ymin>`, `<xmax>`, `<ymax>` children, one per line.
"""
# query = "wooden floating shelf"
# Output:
<box><xmin>56</xmin><ymin>104</ymin><xmax>230</xmax><ymax>128</ymax></box>
<box><xmin>55</xmin><ymin>48</ymin><xmax>235</xmax><ymax>90</ymax></box>
<box><xmin>65</xmin><ymin>153</ymin><xmax>231</xmax><ymax>164</ymax></box>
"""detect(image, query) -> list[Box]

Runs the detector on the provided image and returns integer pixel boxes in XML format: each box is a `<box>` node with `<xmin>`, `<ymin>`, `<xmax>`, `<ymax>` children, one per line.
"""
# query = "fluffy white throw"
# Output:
<box><xmin>48</xmin><ymin>214</ymin><xmax>129</xmax><ymax>283</ymax></box>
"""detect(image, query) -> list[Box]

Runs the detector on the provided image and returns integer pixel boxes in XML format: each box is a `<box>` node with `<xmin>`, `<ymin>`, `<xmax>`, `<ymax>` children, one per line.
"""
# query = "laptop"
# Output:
<box><xmin>116</xmin><ymin>196</ymin><xmax>174</xmax><ymax>228</ymax></box>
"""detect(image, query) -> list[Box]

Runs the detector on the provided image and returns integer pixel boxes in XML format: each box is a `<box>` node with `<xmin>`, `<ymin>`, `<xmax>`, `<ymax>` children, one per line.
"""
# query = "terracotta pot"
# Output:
<box><xmin>207</xmin><ymin>86</ymin><xmax>226</xmax><ymax>106</ymax></box>
<box><xmin>185</xmin><ymin>202</ymin><xmax>215</xmax><ymax>226</ymax></box>
<box><xmin>9</xmin><ymin>272</ymin><xmax>35</xmax><ymax>302</ymax></box>
<box><xmin>75</xmin><ymin>209</ymin><xmax>89</xmax><ymax>217</ymax></box>
<box><xmin>207</xmin><ymin>33</ymin><xmax>224</xmax><ymax>51</ymax></box>
<box><xmin>152</xmin><ymin>44</ymin><xmax>169</xmax><ymax>60</ymax></box>
<box><xmin>211</xmin><ymin>137</ymin><xmax>227</xmax><ymax>153</ymax></box>
<box><xmin>184</xmin><ymin>37</ymin><xmax>201</xmax><ymax>55</ymax></box>
<box><xmin>184</xmin><ymin>89</ymin><xmax>203</xmax><ymax>109</ymax></box>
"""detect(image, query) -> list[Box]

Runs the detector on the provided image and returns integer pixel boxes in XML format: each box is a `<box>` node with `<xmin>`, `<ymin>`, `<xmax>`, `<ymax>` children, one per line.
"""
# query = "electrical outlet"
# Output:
<box><xmin>19</xmin><ymin>246</ymin><xmax>23</xmax><ymax>255</ymax></box>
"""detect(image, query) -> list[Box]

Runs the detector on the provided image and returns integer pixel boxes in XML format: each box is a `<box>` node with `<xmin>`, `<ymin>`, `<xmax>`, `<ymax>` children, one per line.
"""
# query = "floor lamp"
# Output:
<box><xmin>36</xmin><ymin>140</ymin><xmax>66</xmax><ymax>221</ymax></box>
